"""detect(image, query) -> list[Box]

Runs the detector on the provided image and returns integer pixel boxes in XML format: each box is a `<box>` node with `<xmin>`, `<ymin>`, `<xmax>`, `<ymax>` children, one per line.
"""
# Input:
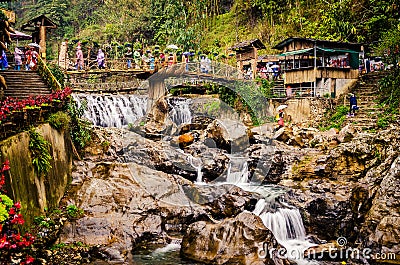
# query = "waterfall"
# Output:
<box><xmin>72</xmin><ymin>94</ymin><xmax>147</xmax><ymax>128</ymax></box>
<box><xmin>225</xmin><ymin>157</ymin><xmax>248</xmax><ymax>184</ymax></box>
<box><xmin>168</xmin><ymin>98</ymin><xmax>192</xmax><ymax>125</ymax></box>
<box><xmin>253</xmin><ymin>199</ymin><xmax>316</xmax><ymax>262</ymax></box>
<box><xmin>221</xmin><ymin>156</ymin><xmax>315</xmax><ymax>262</ymax></box>
<box><xmin>186</xmin><ymin>154</ymin><xmax>203</xmax><ymax>183</ymax></box>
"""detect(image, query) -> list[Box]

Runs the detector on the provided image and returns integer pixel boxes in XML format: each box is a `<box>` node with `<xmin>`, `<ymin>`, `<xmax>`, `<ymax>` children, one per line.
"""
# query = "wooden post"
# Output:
<box><xmin>39</xmin><ymin>25</ymin><xmax>46</xmax><ymax>60</ymax></box>
<box><xmin>313</xmin><ymin>41</ymin><xmax>317</xmax><ymax>96</ymax></box>
<box><xmin>252</xmin><ymin>47</ymin><xmax>257</xmax><ymax>79</ymax></box>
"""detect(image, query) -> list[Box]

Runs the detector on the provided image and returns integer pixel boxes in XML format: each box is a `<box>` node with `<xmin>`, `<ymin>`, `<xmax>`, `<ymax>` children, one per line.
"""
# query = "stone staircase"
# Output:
<box><xmin>345</xmin><ymin>71</ymin><xmax>387</xmax><ymax>130</ymax></box>
<box><xmin>1</xmin><ymin>70</ymin><xmax>52</xmax><ymax>98</ymax></box>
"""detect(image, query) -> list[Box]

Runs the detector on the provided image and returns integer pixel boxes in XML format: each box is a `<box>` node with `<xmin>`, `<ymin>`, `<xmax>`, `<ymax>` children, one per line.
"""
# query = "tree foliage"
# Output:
<box><xmin>9</xmin><ymin>0</ymin><xmax>399</xmax><ymax>56</ymax></box>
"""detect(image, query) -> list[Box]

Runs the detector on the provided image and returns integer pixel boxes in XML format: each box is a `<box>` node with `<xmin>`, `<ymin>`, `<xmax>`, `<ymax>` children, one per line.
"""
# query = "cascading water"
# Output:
<box><xmin>253</xmin><ymin>199</ymin><xmax>316</xmax><ymax>262</ymax></box>
<box><xmin>220</xmin><ymin>157</ymin><xmax>315</xmax><ymax>263</ymax></box>
<box><xmin>167</xmin><ymin>98</ymin><xmax>192</xmax><ymax>125</ymax></box>
<box><xmin>72</xmin><ymin>93</ymin><xmax>147</xmax><ymax>128</ymax></box>
<box><xmin>225</xmin><ymin>156</ymin><xmax>249</xmax><ymax>184</ymax></box>
<box><xmin>187</xmin><ymin>155</ymin><xmax>203</xmax><ymax>183</ymax></box>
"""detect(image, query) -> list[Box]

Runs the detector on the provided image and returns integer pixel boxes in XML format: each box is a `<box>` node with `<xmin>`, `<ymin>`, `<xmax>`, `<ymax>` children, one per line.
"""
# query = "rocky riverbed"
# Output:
<box><xmin>56</xmin><ymin>97</ymin><xmax>399</xmax><ymax>265</ymax></box>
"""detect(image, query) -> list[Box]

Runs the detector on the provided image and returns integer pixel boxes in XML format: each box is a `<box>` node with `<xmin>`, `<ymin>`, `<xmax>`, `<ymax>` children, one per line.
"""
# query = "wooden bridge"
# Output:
<box><xmin>66</xmin><ymin>61</ymin><xmax>246</xmax><ymax>94</ymax></box>
<box><xmin>65</xmin><ymin>61</ymin><xmax>268</xmax><ymax>119</ymax></box>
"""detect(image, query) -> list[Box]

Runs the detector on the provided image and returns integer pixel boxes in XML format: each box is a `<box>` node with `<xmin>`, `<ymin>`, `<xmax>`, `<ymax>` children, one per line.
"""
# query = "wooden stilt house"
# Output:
<box><xmin>231</xmin><ymin>39</ymin><xmax>266</xmax><ymax>79</ymax></box>
<box><xmin>274</xmin><ymin>37</ymin><xmax>364</xmax><ymax>98</ymax></box>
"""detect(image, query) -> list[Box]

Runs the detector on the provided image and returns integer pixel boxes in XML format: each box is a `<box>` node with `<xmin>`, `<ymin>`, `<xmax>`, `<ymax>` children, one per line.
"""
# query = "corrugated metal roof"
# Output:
<box><xmin>231</xmin><ymin>39</ymin><xmax>266</xmax><ymax>50</ymax></box>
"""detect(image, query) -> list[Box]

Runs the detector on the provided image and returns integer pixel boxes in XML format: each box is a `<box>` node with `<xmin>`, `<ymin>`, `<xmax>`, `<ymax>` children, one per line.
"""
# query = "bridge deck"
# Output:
<box><xmin>66</xmin><ymin>69</ymin><xmax>154</xmax><ymax>75</ymax></box>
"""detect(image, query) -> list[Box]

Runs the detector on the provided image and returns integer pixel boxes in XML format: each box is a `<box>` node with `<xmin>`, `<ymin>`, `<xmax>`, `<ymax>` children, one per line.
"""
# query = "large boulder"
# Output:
<box><xmin>337</xmin><ymin>124</ymin><xmax>357</xmax><ymax>143</ymax></box>
<box><xmin>204</xmin><ymin>119</ymin><xmax>250</xmax><ymax>153</ymax></box>
<box><xmin>181</xmin><ymin>211</ymin><xmax>288</xmax><ymax>265</ymax></box>
<box><xmin>144</xmin><ymin>96</ymin><xmax>176</xmax><ymax>137</ymax></box>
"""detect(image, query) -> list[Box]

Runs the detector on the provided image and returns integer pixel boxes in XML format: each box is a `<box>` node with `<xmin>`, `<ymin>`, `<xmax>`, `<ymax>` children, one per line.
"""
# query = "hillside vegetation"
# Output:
<box><xmin>3</xmin><ymin>0</ymin><xmax>400</xmax><ymax>112</ymax></box>
<box><xmin>5</xmin><ymin>0</ymin><xmax>398</xmax><ymax>54</ymax></box>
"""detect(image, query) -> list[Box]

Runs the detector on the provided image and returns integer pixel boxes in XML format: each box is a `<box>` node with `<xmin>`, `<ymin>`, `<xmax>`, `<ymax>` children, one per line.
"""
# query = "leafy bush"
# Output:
<box><xmin>320</xmin><ymin>105</ymin><xmax>349</xmax><ymax>130</ymax></box>
<box><xmin>48</xmin><ymin>111</ymin><xmax>71</xmax><ymax>131</ymax></box>
<box><xmin>47</xmin><ymin>63</ymin><xmax>65</xmax><ymax>87</ymax></box>
<box><xmin>67</xmin><ymin>99</ymin><xmax>92</xmax><ymax>150</ymax></box>
<box><xmin>66</xmin><ymin>204</ymin><xmax>84</xmax><ymax>219</ymax></box>
<box><xmin>29</xmin><ymin>129</ymin><xmax>52</xmax><ymax>176</ymax></box>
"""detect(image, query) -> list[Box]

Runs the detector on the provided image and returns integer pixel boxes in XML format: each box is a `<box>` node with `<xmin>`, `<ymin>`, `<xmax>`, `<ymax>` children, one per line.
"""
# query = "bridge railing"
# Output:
<box><xmin>161</xmin><ymin>62</ymin><xmax>244</xmax><ymax>80</ymax></box>
<box><xmin>37</xmin><ymin>56</ymin><xmax>63</xmax><ymax>91</ymax></box>
<box><xmin>72</xmin><ymin>58</ymin><xmax>153</xmax><ymax>71</ymax></box>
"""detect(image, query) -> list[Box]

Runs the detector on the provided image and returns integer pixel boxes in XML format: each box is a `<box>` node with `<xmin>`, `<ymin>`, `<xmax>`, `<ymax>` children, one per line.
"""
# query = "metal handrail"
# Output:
<box><xmin>37</xmin><ymin>56</ymin><xmax>63</xmax><ymax>91</ymax></box>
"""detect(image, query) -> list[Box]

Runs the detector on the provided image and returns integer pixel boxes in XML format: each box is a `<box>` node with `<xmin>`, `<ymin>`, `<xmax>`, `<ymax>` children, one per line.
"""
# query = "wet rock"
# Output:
<box><xmin>360</xmin><ymin>156</ymin><xmax>400</xmax><ymax>261</ymax></box>
<box><xmin>283</xmin><ymin>128</ymin><xmax>400</xmax><ymax>264</ymax></box>
<box><xmin>247</xmin><ymin>144</ymin><xmax>285</xmax><ymax>184</ymax></box>
<box><xmin>181</xmin><ymin>211</ymin><xmax>288</xmax><ymax>265</ymax></box>
<box><xmin>204</xmin><ymin>119</ymin><xmax>250</xmax><ymax>153</ymax></box>
<box><xmin>274</xmin><ymin>126</ymin><xmax>318</xmax><ymax>148</ymax></box>
<box><xmin>144</xmin><ymin>96</ymin><xmax>176</xmax><ymax>137</ymax></box>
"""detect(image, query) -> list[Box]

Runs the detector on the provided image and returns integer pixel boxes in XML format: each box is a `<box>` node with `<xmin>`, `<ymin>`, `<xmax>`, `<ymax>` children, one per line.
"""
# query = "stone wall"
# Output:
<box><xmin>0</xmin><ymin>124</ymin><xmax>72</xmax><ymax>224</ymax></box>
<box><xmin>268</xmin><ymin>97</ymin><xmax>334</xmax><ymax>125</ymax></box>
<box><xmin>336</xmin><ymin>78</ymin><xmax>357</xmax><ymax>97</ymax></box>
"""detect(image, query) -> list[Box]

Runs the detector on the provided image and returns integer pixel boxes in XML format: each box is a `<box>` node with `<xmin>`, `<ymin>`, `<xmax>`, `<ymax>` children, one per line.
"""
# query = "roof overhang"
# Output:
<box><xmin>231</xmin><ymin>38</ymin><xmax>266</xmax><ymax>51</ymax></box>
<box><xmin>279</xmin><ymin>47</ymin><xmax>360</xmax><ymax>57</ymax></box>
<box><xmin>274</xmin><ymin>37</ymin><xmax>363</xmax><ymax>52</ymax></box>
<box><xmin>21</xmin><ymin>15</ymin><xmax>57</xmax><ymax>32</ymax></box>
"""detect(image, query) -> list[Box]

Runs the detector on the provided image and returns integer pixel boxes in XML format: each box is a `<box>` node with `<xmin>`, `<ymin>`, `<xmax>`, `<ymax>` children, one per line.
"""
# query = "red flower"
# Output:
<box><xmin>11</xmin><ymin>214</ymin><xmax>25</xmax><ymax>225</ymax></box>
<box><xmin>2</xmin><ymin>160</ymin><xmax>10</xmax><ymax>171</ymax></box>
<box><xmin>14</xmin><ymin>201</ymin><xmax>21</xmax><ymax>209</ymax></box>
<box><xmin>9</xmin><ymin>207</ymin><xmax>16</xmax><ymax>215</ymax></box>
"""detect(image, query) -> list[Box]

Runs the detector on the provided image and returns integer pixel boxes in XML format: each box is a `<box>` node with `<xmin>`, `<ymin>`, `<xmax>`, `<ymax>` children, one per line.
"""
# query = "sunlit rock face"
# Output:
<box><xmin>181</xmin><ymin>211</ymin><xmax>289</xmax><ymax>265</ymax></box>
<box><xmin>60</xmin><ymin>127</ymin><xmax>258</xmax><ymax>262</ymax></box>
<box><xmin>280</xmin><ymin>128</ymin><xmax>400</xmax><ymax>263</ymax></box>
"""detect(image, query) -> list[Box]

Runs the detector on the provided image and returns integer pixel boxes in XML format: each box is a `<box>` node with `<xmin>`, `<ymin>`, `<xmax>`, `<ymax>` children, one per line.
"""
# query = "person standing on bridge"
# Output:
<box><xmin>97</xmin><ymin>49</ymin><xmax>105</xmax><ymax>69</ymax></box>
<box><xmin>75</xmin><ymin>46</ymin><xmax>84</xmax><ymax>70</ymax></box>
<box><xmin>200</xmin><ymin>55</ymin><xmax>206</xmax><ymax>73</ymax></box>
<box><xmin>125</xmin><ymin>47</ymin><xmax>133</xmax><ymax>69</ymax></box>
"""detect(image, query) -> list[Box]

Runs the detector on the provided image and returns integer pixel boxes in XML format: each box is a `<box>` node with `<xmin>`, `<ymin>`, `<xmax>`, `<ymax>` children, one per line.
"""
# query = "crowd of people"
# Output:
<box><xmin>0</xmin><ymin>46</ymin><xmax>40</xmax><ymax>71</ymax></box>
<box><xmin>71</xmin><ymin>44</ymin><xmax>216</xmax><ymax>73</ymax></box>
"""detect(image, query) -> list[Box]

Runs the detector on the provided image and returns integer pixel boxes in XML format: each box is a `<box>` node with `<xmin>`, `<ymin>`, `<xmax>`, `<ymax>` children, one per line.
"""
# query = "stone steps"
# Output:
<box><xmin>0</xmin><ymin>70</ymin><xmax>51</xmax><ymax>98</ymax></box>
<box><xmin>343</xmin><ymin>71</ymin><xmax>389</xmax><ymax>130</ymax></box>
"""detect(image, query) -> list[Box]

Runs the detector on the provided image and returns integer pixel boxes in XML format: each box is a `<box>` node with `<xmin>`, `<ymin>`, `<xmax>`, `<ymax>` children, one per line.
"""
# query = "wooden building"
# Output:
<box><xmin>274</xmin><ymin>37</ymin><xmax>364</xmax><ymax>97</ymax></box>
<box><xmin>21</xmin><ymin>15</ymin><xmax>57</xmax><ymax>60</ymax></box>
<box><xmin>231</xmin><ymin>39</ymin><xmax>265</xmax><ymax>79</ymax></box>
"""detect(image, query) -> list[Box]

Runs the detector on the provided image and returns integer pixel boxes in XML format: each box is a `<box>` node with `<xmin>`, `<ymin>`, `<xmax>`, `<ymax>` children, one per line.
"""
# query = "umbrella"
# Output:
<box><xmin>276</xmin><ymin>105</ymin><xmax>288</xmax><ymax>111</ymax></box>
<box><xmin>271</xmin><ymin>64</ymin><xmax>280</xmax><ymax>69</ymax></box>
<box><xmin>166</xmin><ymin>44</ymin><xmax>179</xmax><ymax>50</ymax></box>
<box><xmin>10</xmin><ymin>30</ymin><xmax>32</xmax><ymax>40</ymax></box>
<box><xmin>183</xmin><ymin>51</ymin><xmax>191</xmax><ymax>56</ymax></box>
<box><xmin>28</xmin><ymin>43</ymin><xmax>41</xmax><ymax>49</ymax></box>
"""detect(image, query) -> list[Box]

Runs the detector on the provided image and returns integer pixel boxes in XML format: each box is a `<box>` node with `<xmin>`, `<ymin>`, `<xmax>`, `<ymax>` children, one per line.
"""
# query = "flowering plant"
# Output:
<box><xmin>0</xmin><ymin>160</ymin><xmax>35</xmax><ymax>264</ymax></box>
<box><xmin>0</xmin><ymin>87</ymin><xmax>72</xmax><ymax>122</ymax></box>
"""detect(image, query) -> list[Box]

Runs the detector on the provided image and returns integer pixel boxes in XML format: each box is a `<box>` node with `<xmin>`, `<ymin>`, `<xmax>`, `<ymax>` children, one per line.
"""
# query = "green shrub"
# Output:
<box><xmin>0</xmin><ymin>194</ymin><xmax>13</xmax><ymax>222</ymax></box>
<box><xmin>48</xmin><ymin>63</ymin><xmax>65</xmax><ymax>87</ymax></box>
<box><xmin>67</xmin><ymin>99</ymin><xmax>92</xmax><ymax>150</ymax></box>
<box><xmin>48</xmin><ymin>111</ymin><xmax>71</xmax><ymax>131</ymax></box>
<box><xmin>66</xmin><ymin>204</ymin><xmax>84</xmax><ymax>219</ymax></box>
<box><xmin>29</xmin><ymin>128</ymin><xmax>52</xmax><ymax>176</ymax></box>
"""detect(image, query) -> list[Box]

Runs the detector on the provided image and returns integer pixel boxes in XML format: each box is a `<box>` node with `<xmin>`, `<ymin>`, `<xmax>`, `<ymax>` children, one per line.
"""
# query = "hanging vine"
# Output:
<box><xmin>29</xmin><ymin>128</ymin><xmax>52</xmax><ymax>176</ymax></box>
